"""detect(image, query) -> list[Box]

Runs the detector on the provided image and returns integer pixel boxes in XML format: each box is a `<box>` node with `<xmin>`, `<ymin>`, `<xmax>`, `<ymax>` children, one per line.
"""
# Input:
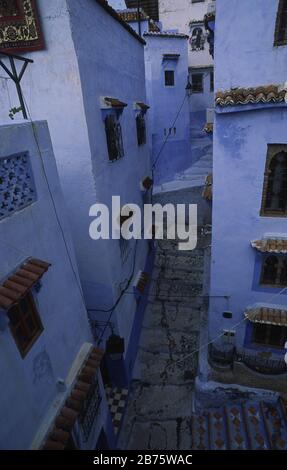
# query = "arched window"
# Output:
<box><xmin>260</xmin><ymin>254</ymin><xmax>287</xmax><ymax>287</ymax></box>
<box><xmin>261</xmin><ymin>145</ymin><xmax>287</xmax><ymax>216</ymax></box>
<box><xmin>274</xmin><ymin>0</ymin><xmax>287</xmax><ymax>46</ymax></box>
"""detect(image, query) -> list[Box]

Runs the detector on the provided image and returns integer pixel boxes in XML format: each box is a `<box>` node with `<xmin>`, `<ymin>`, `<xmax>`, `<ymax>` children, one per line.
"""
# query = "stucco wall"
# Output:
<box><xmin>209</xmin><ymin>0</ymin><xmax>287</xmax><ymax>362</ymax></box>
<box><xmin>159</xmin><ymin>0</ymin><xmax>214</xmax><ymax>68</ymax></box>
<box><xmin>0</xmin><ymin>121</ymin><xmax>92</xmax><ymax>449</ymax></box>
<box><xmin>144</xmin><ymin>34</ymin><xmax>191</xmax><ymax>184</ymax></box>
<box><xmin>67</xmin><ymin>0</ymin><xmax>151</xmax><ymax>352</ymax></box>
<box><xmin>209</xmin><ymin>106</ymin><xmax>287</xmax><ymax>355</ymax></box>
<box><xmin>215</xmin><ymin>0</ymin><xmax>287</xmax><ymax>90</ymax></box>
<box><xmin>0</xmin><ymin>1</ymin><xmax>151</xmax><ymax>362</ymax></box>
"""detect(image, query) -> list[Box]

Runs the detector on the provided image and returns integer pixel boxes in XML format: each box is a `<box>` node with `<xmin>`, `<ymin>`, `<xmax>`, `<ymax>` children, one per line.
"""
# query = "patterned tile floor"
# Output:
<box><xmin>105</xmin><ymin>387</ymin><xmax>129</xmax><ymax>435</ymax></box>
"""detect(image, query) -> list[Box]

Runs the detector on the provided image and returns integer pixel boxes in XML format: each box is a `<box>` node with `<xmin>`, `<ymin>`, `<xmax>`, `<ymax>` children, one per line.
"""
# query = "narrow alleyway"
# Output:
<box><xmin>118</xmin><ymin>188</ymin><xmax>211</xmax><ymax>450</ymax></box>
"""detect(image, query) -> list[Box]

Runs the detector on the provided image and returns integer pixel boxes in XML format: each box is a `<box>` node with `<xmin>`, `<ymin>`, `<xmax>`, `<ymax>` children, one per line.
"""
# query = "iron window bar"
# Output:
<box><xmin>0</xmin><ymin>50</ymin><xmax>34</xmax><ymax>120</ymax></box>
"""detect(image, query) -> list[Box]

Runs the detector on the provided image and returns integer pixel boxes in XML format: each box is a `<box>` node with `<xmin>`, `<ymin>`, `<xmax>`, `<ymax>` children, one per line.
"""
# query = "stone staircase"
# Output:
<box><xmin>191</xmin><ymin>398</ymin><xmax>287</xmax><ymax>450</ymax></box>
<box><xmin>118</xmin><ymin>223</ymin><xmax>209</xmax><ymax>449</ymax></box>
<box><xmin>154</xmin><ymin>124</ymin><xmax>213</xmax><ymax>194</ymax></box>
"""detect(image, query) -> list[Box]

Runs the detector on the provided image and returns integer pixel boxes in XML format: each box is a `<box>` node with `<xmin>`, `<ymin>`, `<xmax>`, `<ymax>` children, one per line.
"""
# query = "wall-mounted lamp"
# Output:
<box><xmin>185</xmin><ymin>75</ymin><xmax>193</xmax><ymax>96</ymax></box>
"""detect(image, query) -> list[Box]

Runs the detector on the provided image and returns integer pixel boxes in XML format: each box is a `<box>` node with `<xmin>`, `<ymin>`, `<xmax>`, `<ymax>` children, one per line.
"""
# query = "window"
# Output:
<box><xmin>0</xmin><ymin>152</ymin><xmax>37</xmax><ymax>221</ymax></box>
<box><xmin>261</xmin><ymin>145</ymin><xmax>287</xmax><ymax>216</ymax></box>
<box><xmin>79</xmin><ymin>378</ymin><xmax>101</xmax><ymax>441</ymax></box>
<box><xmin>105</xmin><ymin>115</ymin><xmax>124</xmax><ymax>161</ymax></box>
<box><xmin>260</xmin><ymin>255</ymin><xmax>287</xmax><ymax>287</ymax></box>
<box><xmin>136</xmin><ymin>114</ymin><xmax>146</xmax><ymax>146</ymax></box>
<box><xmin>165</xmin><ymin>70</ymin><xmax>175</xmax><ymax>87</ymax></box>
<box><xmin>192</xmin><ymin>73</ymin><xmax>204</xmax><ymax>93</ymax></box>
<box><xmin>274</xmin><ymin>0</ymin><xmax>287</xmax><ymax>46</ymax></box>
<box><xmin>252</xmin><ymin>323</ymin><xmax>287</xmax><ymax>349</ymax></box>
<box><xmin>8</xmin><ymin>292</ymin><xmax>43</xmax><ymax>358</ymax></box>
<box><xmin>210</xmin><ymin>70</ymin><xmax>214</xmax><ymax>92</ymax></box>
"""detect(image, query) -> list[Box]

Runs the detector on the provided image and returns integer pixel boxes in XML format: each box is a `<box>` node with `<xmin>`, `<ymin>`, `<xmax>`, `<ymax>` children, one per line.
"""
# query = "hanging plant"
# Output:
<box><xmin>9</xmin><ymin>106</ymin><xmax>23</xmax><ymax>120</ymax></box>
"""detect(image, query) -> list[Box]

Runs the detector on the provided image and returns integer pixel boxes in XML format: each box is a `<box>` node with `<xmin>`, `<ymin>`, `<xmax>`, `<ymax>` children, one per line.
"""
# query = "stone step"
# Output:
<box><xmin>151</xmin><ymin>268</ymin><xmax>203</xmax><ymax>284</ymax></box>
<box><xmin>126</xmin><ymin>417</ymin><xmax>193</xmax><ymax>450</ymax></box>
<box><xmin>143</xmin><ymin>301</ymin><xmax>201</xmax><ymax>331</ymax></box>
<box><xmin>139</xmin><ymin>327</ymin><xmax>199</xmax><ymax>355</ymax></box>
<box><xmin>127</xmin><ymin>382</ymin><xmax>194</xmax><ymax>421</ymax></box>
<box><xmin>149</xmin><ymin>278</ymin><xmax>202</xmax><ymax>302</ymax></box>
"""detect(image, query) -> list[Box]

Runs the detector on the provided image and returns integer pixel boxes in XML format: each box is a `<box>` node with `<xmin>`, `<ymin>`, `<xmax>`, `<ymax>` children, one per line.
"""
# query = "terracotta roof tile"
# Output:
<box><xmin>245</xmin><ymin>306</ymin><xmax>287</xmax><ymax>326</ymax></box>
<box><xmin>104</xmin><ymin>97</ymin><xmax>127</xmax><ymax>108</ymax></box>
<box><xmin>251</xmin><ymin>238</ymin><xmax>287</xmax><ymax>254</ymax></box>
<box><xmin>143</xmin><ymin>31</ymin><xmax>189</xmax><ymax>39</ymax></box>
<box><xmin>135</xmin><ymin>271</ymin><xmax>150</xmax><ymax>294</ymax></box>
<box><xmin>117</xmin><ymin>8</ymin><xmax>149</xmax><ymax>22</ymax></box>
<box><xmin>0</xmin><ymin>258</ymin><xmax>51</xmax><ymax>310</ymax></box>
<box><xmin>216</xmin><ymin>85</ymin><xmax>286</xmax><ymax>107</ymax></box>
<box><xmin>203</xmin><ymin>123</ymin><xmax>213</xmax><ymax>134</ymax></box>
<box><xmin>136</xmin><ymin>101</ymin><xmax>150</xmax><ymax>111</ymax></box>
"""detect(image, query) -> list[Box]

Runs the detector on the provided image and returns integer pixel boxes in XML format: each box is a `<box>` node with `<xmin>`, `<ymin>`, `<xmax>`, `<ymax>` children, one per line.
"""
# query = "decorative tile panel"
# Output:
<box><xmin>0</xmin><ymin>151</ymin><xmax>36</xmax><ymax>220</ymax></box>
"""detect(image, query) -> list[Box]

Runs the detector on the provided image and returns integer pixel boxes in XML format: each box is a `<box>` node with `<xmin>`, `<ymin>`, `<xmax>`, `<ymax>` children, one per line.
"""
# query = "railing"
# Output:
<box><xmin>209</xmin><ymin>344</ymin><xmax>287</xmax><ymax>375</ymax></box>
<box><xmin>208</xmin><ymin>343</ymin><xmax>235</xmax><ymax>368</ymax></box>
<box><xmin>236</xmin><ymin>350</ymin><xmax>287</xmax><ymax>376</ymax></box>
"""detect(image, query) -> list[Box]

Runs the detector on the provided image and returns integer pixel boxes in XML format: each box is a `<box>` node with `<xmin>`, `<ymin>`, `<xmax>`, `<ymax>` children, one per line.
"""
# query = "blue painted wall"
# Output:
<box><xmin>144</xmin><ymin>33</ymin><xmax>191</xmax><ymax>184</ymax></box>
<box><xmin>0</xmin><ymin>121</ymin><xmax>93</xmax><ymax>449</ymax></box>
<box><xmin>209</xmin><ymin>0</ymin><xmax>287</xmax><ymax>361</ymax></box>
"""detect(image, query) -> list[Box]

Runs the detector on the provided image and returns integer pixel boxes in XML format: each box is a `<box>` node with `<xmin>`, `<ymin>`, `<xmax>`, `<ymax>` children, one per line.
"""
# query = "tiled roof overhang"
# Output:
<box><xmin>42</xmin><ymin>347</ymin><xmax>104</xmax><ymax>450</ymax></box>
<box><xmin>215</xmin><ymin>85</ymin><xmax>286</xmax><ymax>107</ymax></box>
<box><xmin>117</xmin><ymin>8</ymin><xmax>149</xmax><ymax>22</ymax></box>
<box><xmin>251</xmin><ymin>238</ymin><xmax>287</xmax><ymax>254</ymax></box>
<box><xmin>143</xmin><ymin>31</ymin><xmax>189</xmax><ymax>39</ymax></box>
<box><xmin>95</xmin><ymin>0</ymin><xmax>146</xmax><ymax>45</ymax></box>
<box><xmin>245</xmin><ymin>306</ymin><xmax>287</xmax><ymax>327</ymax></box>
<box><xmin>104</xmin><ymin>97</ymin><xmax>128</xmax><ymax>108</ymax></box>
<box><xmin>135</xmin><ymin>101</ymin><xmax>150</xmax><ymax>111</ymax></box>
<box><xmin>0</xmin><ymin>258</ymin><xmax>51</xmax><ymax>310</ymax></box>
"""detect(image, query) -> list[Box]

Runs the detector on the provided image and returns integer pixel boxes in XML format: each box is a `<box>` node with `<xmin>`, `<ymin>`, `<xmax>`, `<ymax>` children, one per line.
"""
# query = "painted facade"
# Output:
<box><xmin>0</xmin><ymin>121</ymin><xmax>110</xmax><ymax>449</ymax></box>
<box><xmin>159</xmin><ymin>0</ymin><xmax>215</xmax><ymax>126</ymax></box>
<box><xmin>0</xmin><ymin>0</ymin><xmax>153</xmax><ymax>402</ymax></box>
<box><xmin>206</xmin><ymin>0</ymin><xmax>287</xmax><ymax>393</ymax></box>
<box><xmin>143</xmin><ymin>31</ymin><xmax>191</xmax><ymax>185</ymax></box>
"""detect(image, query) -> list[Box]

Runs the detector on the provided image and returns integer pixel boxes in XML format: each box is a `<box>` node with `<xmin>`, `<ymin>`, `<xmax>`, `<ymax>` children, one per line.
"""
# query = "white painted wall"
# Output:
<box><xmin>159</xmin><ymin>0</ymin><xmax>214</xmax><ymax>68</ymax></box>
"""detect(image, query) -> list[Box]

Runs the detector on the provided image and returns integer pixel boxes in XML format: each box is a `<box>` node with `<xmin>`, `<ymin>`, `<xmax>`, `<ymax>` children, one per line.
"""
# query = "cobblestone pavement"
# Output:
<box><xmin>118</xmin><ymin>215</ymin><xmax>209</xmax><ymax>450</ymax></box>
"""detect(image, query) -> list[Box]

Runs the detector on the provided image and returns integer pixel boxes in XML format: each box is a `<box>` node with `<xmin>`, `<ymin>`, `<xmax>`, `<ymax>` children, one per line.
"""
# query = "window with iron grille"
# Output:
<box><xmin>260</xmin><ymin>254</ymin><xmax>287</xmax><ymax>287</ymax></box>
<box><xmin>191</xmin><ymin>73</ymin><xmax>204</xmax><ymax>93</ymax></box>
<box><xmin>274</xmin><ymin>0</ymin><xmax>287</xmax><ymax>45</ymax></box>
<box><xmin>79</xmin><ymin>378</ymin><xmax>102</xmax><ymax>441</ymax></box>
<box><xmin>165</xmin><ymin>70</ymin><xmax>175</xmax><ymax>87</ymax></box>
<box><xmin>136</xmin><ymin>114</ymin><xmax>146</xmax><ymax>146</ymax></box>
<box><xmin>8</xmin><ymin>291</ymin><xmax>43</xmax><ymax>358</ymax></box>
<box><xmin>261</xmin><ymin>145</ymin><xmax>287</xmax><ymax>216</ymax></box>
<box><xmin>104</xmin><ymin>115</ymin><xmax>124</xmax><ymax>161</ymax></box>
<box><xmin>0</xmin><ymin>151</ymin><xmax>36</xmax><ymax>220</ymax></box>
<box><xmin>252</xmin><ymin>323</ymin><xmax>287</xmax><ymax>349</ymax></box>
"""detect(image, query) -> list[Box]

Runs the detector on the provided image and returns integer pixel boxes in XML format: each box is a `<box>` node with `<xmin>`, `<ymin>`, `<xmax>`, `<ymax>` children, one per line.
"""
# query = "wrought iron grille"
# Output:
<box><xmin>79</xmin><ymin>377</ymin><xmax>102</xmax><ymax>442</ymax></box>
<box><xmin>0</xmin><ymin>151</ymin><xmax>36</xmax><ymax>220</ymax></box>
<box><xmin>105</xmin><ymin>114</ymin><xmax>124</xmax><ymax>161</ymax></box>
<box><xmin>136</xmin><ymin>114</ymin><xmax>146</xmax><ymax>146</ymax></box>
<box><xmin>237</xmin><ymin>350</ymin><xmax>287</xmax><ymax>375</ymax></box>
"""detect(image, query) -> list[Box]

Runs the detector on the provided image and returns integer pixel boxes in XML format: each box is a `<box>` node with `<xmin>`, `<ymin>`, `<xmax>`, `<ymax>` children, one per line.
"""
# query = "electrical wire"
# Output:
<box><xmin>152</xmin><ymin>91</ymin><xmax>189</xmax><ymax>172</ymax></box>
